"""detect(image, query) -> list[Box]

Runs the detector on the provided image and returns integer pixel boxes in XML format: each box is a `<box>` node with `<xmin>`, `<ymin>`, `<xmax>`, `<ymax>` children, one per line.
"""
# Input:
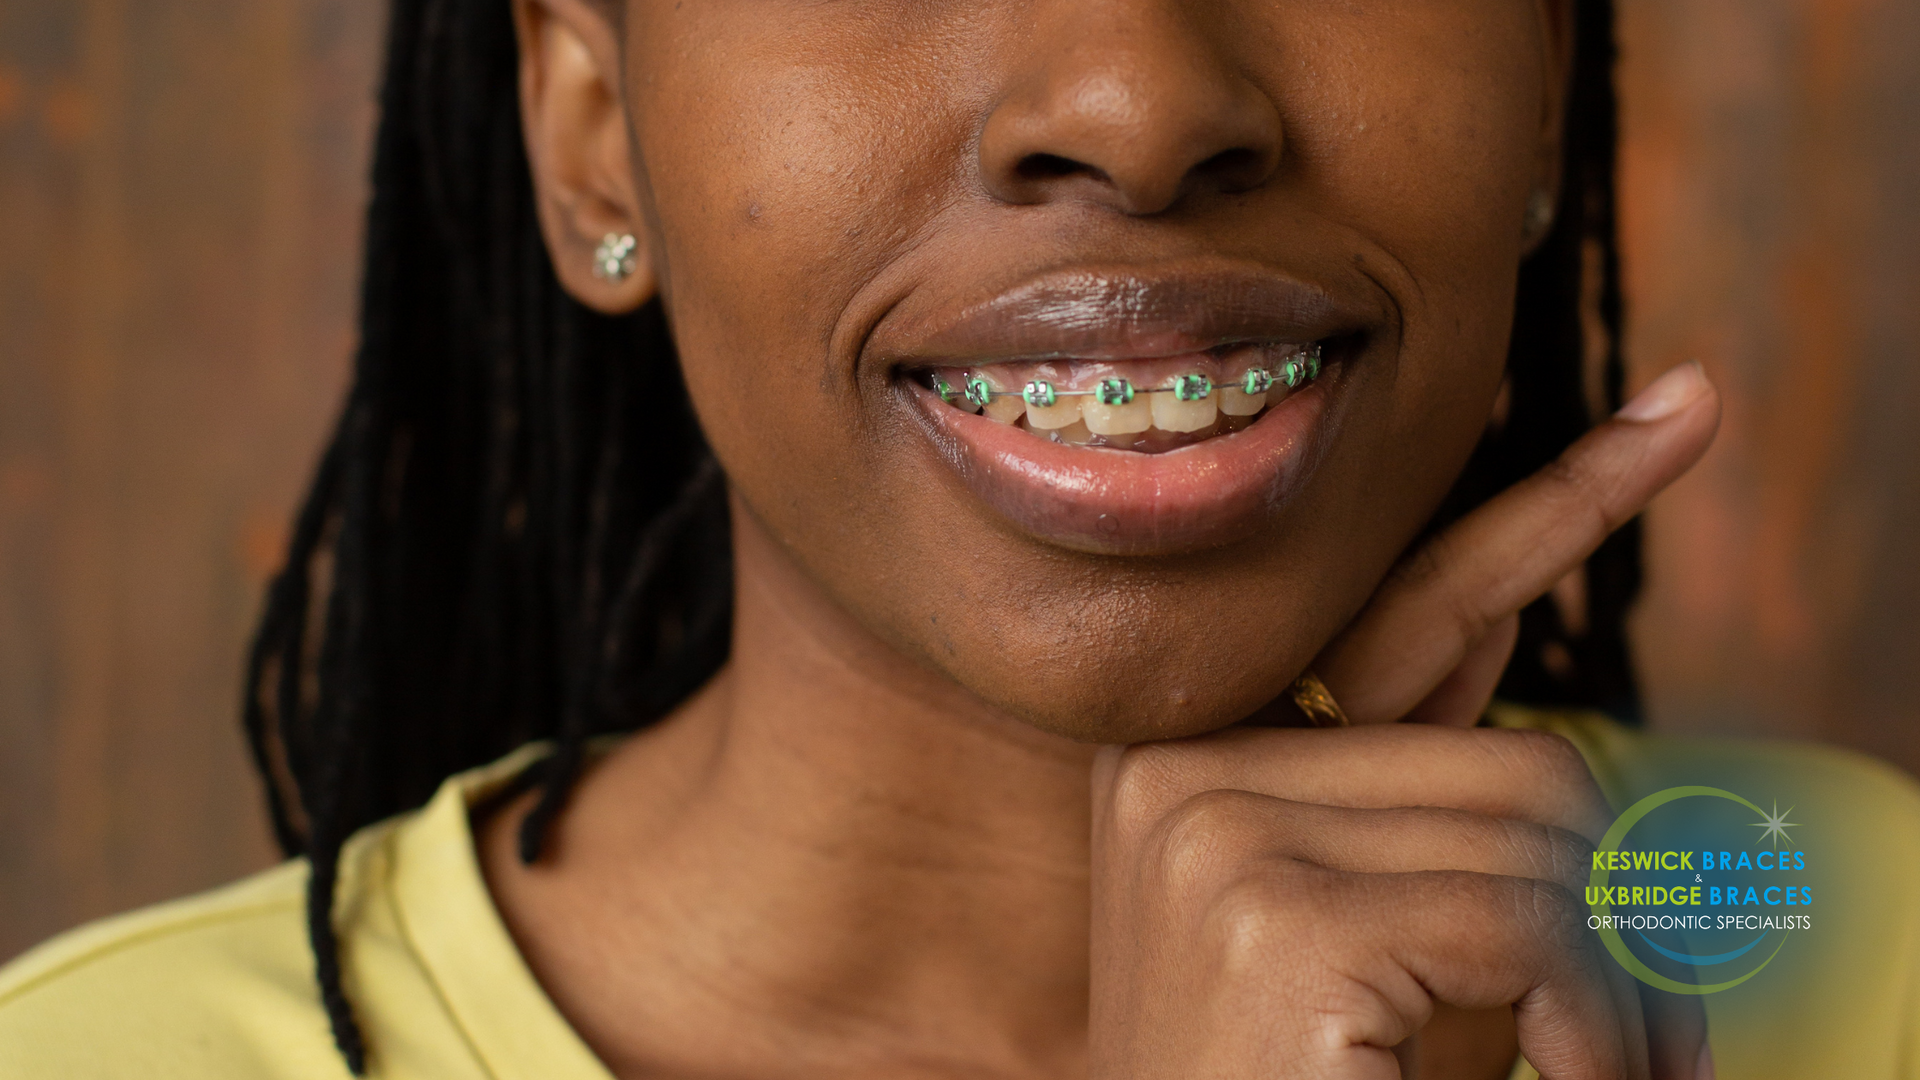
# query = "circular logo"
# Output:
<box><xmin>1587</xmin><ymin>786</ymin><xmax>1809</xmax><ymax>994</ymax></box>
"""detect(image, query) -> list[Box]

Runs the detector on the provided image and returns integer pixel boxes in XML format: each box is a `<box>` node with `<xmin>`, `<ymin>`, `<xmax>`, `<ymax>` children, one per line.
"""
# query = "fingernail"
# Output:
<box><xmin>1696</xmin><ymin>1041</ymin><xmax>1716</xmax><ymax>1080</ymax></box>
<box><xmin>1616</xmin><ymin>360</ymin><xmax>1708</xmax><ymax>422</ymax></box>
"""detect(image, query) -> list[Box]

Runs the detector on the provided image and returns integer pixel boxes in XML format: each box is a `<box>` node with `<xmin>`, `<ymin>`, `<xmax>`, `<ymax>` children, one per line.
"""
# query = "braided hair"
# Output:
<box><xmin>242</xmin><ymin>0</ymin><xmax>1636</xmax><ymax>1070</ymax></box>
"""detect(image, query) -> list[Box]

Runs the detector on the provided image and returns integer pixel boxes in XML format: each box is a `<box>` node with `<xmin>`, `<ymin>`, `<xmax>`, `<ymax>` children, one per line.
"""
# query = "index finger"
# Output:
<box><xmin>1322</xmin><ymin>361</ymin><xmax>1720</xmax><ymax>724</ymax></box>
<box><xmin>1109</xmin><ymin>722</ymin><xmax>1615</xmax><ymax>843</ymax></box>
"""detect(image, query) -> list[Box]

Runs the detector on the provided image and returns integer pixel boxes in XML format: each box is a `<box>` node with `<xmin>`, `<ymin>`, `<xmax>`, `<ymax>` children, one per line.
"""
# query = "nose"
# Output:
<box><xmin>977</xmin><ymin>2</ymin><xmax>1283</xmax><ymax>215</ymax></box>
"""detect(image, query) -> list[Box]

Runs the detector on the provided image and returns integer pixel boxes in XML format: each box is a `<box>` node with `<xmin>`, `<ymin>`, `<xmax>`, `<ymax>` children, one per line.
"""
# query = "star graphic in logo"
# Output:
<box><xmin>1752</xmin><ymin>799</ymin><xmax>1799</xmax><ymax>850</ymax></box>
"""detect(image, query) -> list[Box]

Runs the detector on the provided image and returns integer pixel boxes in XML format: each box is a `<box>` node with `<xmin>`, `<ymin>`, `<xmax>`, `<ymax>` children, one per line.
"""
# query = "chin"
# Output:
<box><xmin>945</xmin><ymin>645</ymin><xmax>1295</xmax><ymax>745</ymax></box>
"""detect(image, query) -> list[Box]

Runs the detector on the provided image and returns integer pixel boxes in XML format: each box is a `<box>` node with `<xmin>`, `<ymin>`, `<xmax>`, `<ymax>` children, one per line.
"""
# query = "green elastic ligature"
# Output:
<box><xmin>939</xmin><ymin>343</ymin><xmax>1325</xmax><ymax>406</ymax></box>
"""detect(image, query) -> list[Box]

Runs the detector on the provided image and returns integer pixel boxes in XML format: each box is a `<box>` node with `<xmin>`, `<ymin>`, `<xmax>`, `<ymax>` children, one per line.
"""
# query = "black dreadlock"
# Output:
<box><xmin>242</xmin><ymin>0</ymin><xmax>1636</xmax><ymax>1071</ymax></box>
<box><xmin>1460</xmin><ymin>0</ymin><xmax>1642</xmax><ymax>719</ymax></box>
<box><xmin>240</xmin><ymin>0</ymin><xmax>728</xmax><ymax>1070</ymax></box>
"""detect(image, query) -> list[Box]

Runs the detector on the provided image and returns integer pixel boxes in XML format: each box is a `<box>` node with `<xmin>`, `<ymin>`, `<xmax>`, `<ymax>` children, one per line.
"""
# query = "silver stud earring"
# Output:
<box><xmin>592</xmin><ymin>232</ymin><xmax>638</xmax><ymax>283</ymax></box>
<box><xmin>1523</xmin><ymin>188</ymin><xmax>1557</xmax><ymax>245</ymax></box>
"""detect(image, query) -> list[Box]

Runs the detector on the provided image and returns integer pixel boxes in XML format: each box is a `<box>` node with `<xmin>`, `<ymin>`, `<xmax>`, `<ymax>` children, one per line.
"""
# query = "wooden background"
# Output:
<box><xmin>2</xmin><ymin>0</ymin><xmax>1915</xmax><ymax>962</ymax></box>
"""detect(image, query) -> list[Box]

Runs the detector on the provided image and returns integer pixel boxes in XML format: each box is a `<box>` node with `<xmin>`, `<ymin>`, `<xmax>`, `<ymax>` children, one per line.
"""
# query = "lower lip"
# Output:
<box><xmin>907</xmin><ymin>376</ymin><xmax>1336</xmax><ymax>555</ymax></box>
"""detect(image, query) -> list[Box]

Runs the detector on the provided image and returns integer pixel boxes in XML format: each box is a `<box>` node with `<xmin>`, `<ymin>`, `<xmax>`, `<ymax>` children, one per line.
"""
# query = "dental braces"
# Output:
<box><xmin>929</xmin><ymin>344</ymin><xmax>1325</xmax><ymax>409</ymax></box>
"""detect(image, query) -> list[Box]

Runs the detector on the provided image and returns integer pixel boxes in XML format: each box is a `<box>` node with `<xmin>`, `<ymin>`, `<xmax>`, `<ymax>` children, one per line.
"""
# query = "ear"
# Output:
<box><xmin>514</xmin><ymin>0</ymin><xmax>655</xmax><ymax>313</ymax></box>
<box><xmin>1524</xmin><ymin>0</ymin><xmax>1576</xmax><ymax>255</ymax></box>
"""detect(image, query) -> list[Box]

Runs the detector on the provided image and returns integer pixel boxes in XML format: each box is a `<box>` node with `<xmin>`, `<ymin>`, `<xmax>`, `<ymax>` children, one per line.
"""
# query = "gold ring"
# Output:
<box><xmin>1288</xmin><ymin>669</ymin><xmax>1351</xmax><ymax>728</ymax></box>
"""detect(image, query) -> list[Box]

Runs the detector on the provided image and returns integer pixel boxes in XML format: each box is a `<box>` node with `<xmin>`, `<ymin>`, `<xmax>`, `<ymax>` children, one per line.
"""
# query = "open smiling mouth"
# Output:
<box><xmin>910</xmin><ymin>342</ymin><xmax>1325</xmax><ymax>453</ymax></box>
<box><xmin>874</xmin><ymin>263</ymin><xmax>1368</xmax><ymax>551</ymax></box>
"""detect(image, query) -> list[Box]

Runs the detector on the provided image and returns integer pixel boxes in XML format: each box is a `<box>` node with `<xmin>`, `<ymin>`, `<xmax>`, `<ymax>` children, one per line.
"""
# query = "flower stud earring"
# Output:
<box><xmin>592</xmin><ymin>232</ymin><xmax>639</xmax><ymax>283</ymax></box>
<box><xmin>1523</xmin><ymin>188</ymin><xmax>1556</xmax><ymax>246</ymax></box>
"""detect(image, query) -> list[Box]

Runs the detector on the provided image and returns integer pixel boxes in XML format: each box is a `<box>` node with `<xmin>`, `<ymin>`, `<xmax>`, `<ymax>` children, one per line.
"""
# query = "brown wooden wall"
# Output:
<box><xmin>1619</xmin><ymin>0</ymin><xmax>1920</xmax><ymax>764</ymax></box>
<box><xmin>2</xmin><ymin>0</ymin><xmax>1915</xmax><ymax>962</ymax></box>
<box><xmin>0</xmin><ymin>0</ymin><xmax>379</xmax><ymax>959</ymax></box>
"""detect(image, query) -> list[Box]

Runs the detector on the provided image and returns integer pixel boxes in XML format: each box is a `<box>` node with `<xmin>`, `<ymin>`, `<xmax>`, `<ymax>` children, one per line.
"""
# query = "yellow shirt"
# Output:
<box><xmin>2</xmin><ymin>714</ymin><xmax>1918</xmax><ymax>1079</ymax></box>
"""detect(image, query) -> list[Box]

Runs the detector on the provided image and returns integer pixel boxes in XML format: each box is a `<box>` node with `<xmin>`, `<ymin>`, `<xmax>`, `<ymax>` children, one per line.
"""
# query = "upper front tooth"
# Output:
<box><xmin>1082</xmin><ymin>395</ymin><xmax>1152</xmax><ymax>435</ymax></box>
<box><xmin>1025</xmin><ymin>394</ymin><xmax>1083</xmax><ymax>429</ymax></box>
<box><xmin>1149</xmin><ymin>389</ymin><xmax>1219</xmax><ymax>433</ymax></box>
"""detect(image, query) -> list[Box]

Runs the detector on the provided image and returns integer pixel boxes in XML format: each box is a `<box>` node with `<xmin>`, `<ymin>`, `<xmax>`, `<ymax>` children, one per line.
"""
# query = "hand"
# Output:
<box><xmin>1319</xmin><ymin>360</ymin><xmax>1721</xmax><ymax>730</ymax></box>
<box><xmin>1088</xmin><ymin>362</ymin><xmax>1720</xmax><ymax>1079</ymax></box>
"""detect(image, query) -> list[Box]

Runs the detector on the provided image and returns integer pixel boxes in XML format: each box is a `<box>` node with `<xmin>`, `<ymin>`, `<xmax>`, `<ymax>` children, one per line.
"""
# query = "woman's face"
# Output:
<box><xmin>561</xmin><ymin>0</ymin><xmax>1568</xmax><ymax>742</ymax></box>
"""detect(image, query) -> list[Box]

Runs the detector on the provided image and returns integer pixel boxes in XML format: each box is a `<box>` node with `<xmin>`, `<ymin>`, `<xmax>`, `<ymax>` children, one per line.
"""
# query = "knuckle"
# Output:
<box><xmin>1537</xmin><ymin>453</ymin><xmax>1588</xmax><ymax>496</ymax></box>
<box><xmin>1149</xmin><ymin>790</ymin><xmax>1258</xmax><ymax>888</ymax></box>
<box><xmin>1500</xmin><ymin>817</ymin><xmax>1597</xmax><ymax>887</ymax></box>
<box><xmin>1207</xmin><ymin>868</ymin><xmax>1324</xmax><ymax>973</ymax></box>
<box><xmin>1385</xmin><ymin>533</ymin><xmax>1452</xmax><ymax>594</ymax></box>
<box><xmin>1105</xmin><ymin>743</ymin><xmax>1187</xmax><ymax>835</ymax></box>
<box><xmin>1128</xmin><ymin>793</ymin><xmax>1334</xmax><ymax>980</ymax></box>
<box><xmin>1541</xmin><ymin>823</ymin><xmax>1599</xmax><ymax>885</ymax></box>
<box><xmin>1438</xmin><ymin>588</ymin><xmax>1494</xmax><ymax>654</ymax></box>
<box><xmin>1497</xmin><ymin>728</ymin><xmax>1612</xmax><ymax>835</ymax></box>
<box><xmin>1384</xmin><ymin>532</ymin><xmax>1495</xmax><ymax>645</ymax></box>
<box><xmin>1504</xmin><ymin>729</ymin><xmax>1591</xmax><ymax>787</ymax></box>
<box><xmin>1511</xmin><ymin>876</ymin><xmax>1590</xmax><ymax>956</ymax></box>
<box><xmin>1541</xmin><ymin>452</ymin><xmax>1626</xmax><ymax>538</ymax></box>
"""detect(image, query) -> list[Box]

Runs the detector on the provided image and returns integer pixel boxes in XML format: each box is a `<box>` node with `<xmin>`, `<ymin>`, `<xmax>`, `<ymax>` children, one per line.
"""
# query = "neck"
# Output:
<box><xmin>480</xmin><ymin>503</ymin><xmax>1097</xmax><ymax>1080</ymax></box>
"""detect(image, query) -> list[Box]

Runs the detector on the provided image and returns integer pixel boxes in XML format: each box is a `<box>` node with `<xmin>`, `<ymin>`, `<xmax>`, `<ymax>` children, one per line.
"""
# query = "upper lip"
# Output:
<box><xmin>868</xmin><ymin>261</ymin><xmax>1371</xmax><ymax>368</ymax></box>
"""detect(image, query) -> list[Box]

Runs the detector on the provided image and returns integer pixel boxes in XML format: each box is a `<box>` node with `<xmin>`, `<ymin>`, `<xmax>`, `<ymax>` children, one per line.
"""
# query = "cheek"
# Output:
<box><xmin>1280</xmin><ymin>3</ymin><xmax>1547</xmax><ymax>485</ymax></box>
<box><xmin>620</xmin><ymin>8</ymin><xmax>974</xmax><ymax>530</ymax></box>
<box><xmin>1285</xmin><ymin>2</ymin><xmax>1549</xmax><ymax>245</ymax></box>
<box><xmin>625</xmin><ymin>8</ymin><xmax>973</xmax><ymax>374</ymax></box>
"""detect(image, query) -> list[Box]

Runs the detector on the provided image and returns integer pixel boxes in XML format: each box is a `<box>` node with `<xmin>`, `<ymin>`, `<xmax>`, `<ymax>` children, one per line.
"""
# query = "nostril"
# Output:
<box><xmin>1015</xmin><ymin>152</ymin><xmax>1111</xmax><ymax>186</ymax></box>
<box><xmin>1193</xmin><ymin>147</ymin><xmax>1269</xmax><ymax>193</ymax></box>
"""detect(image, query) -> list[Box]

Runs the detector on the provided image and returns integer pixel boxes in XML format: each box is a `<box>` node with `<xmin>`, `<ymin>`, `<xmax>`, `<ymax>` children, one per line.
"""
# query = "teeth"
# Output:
<box><xmin>928</xmin><ymin>375</ymin><xmax>975</xmax><ymax>413</ymax></box>
<box><xmin>925</xmin><ymin>342</ymin><xmax>1325</xmax><ymax>452</ymax></box>
<box><xmin>982</xmin><ymin>394</ymin><xmax>1027</xmax><ymax>424</ymax></box>
<box><xmin>1024</xmin><ymin>394</ymin><xmax>1084</xmax><ymax>430</ymax></box>
<box><xmin>1219</xmin><ymin>386</ymin><xmax>1266</xmax><ymax>416</ymax></box>
<box><xmin>1082</xmin><ymin>395</ymin><xmax>1153</xmax><ymax>435</ymax></box>
<box><xmin>1046</xmin><ymin>419</ymin><xmax>1096</xmax><ymax>445</ymax></box>
<box><xmin>1149</xmin><ymin>389</ymin><xmax>1219</xmax><ymax>433</ymax></box>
